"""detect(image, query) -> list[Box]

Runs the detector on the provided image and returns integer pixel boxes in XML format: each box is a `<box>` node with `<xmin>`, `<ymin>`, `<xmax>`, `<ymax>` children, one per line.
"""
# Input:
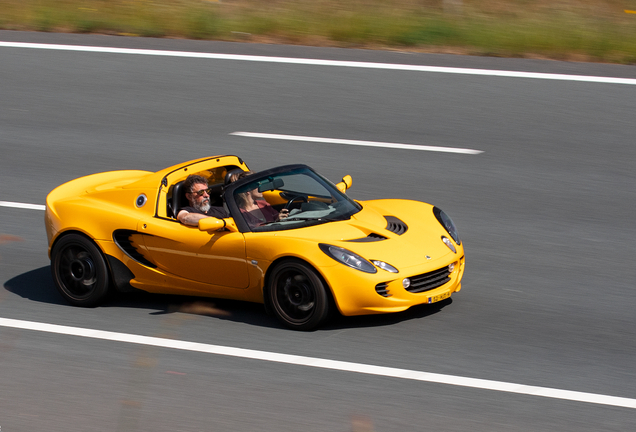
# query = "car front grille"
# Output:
<box><xmin>405</xmin><ymin>266</ymin><xmax>450</xmax><ymax>293</ymax></box>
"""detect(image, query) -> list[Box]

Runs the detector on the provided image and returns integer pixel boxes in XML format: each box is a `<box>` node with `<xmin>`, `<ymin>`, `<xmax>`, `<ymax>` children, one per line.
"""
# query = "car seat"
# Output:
<box><xmin>168</xmin><ymin>181</ymin><xmax>188</xmax><ymax>219</ymax></box>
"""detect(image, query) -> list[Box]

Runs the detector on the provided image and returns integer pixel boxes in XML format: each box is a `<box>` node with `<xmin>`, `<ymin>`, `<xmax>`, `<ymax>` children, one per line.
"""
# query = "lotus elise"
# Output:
<box><xmin>45</xmin><ymin>155</ymin><xmax>465</xmax><ymax>330</ymax></box>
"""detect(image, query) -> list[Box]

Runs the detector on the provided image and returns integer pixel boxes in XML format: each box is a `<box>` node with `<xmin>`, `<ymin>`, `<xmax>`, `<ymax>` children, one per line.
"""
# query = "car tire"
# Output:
<box><xmin>51</xmin><ymin>233</ymin><xmax>110</xmax><ymax>307</ymax></box>
<box><xmin>265</xmin><ymin>259</ymin><xmax>330</xmax><ymax>331</ymax></box>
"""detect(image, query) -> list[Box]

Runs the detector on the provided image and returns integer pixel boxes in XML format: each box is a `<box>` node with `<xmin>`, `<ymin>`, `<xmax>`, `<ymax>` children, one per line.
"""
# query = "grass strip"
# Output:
<box><xmin>1</xmin><ymin>0</ymin><xmax>635</xmax><ymax>63</ymax></box>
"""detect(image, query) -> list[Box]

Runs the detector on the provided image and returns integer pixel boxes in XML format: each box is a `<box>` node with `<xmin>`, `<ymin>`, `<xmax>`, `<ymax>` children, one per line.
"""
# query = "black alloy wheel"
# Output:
<box><xmin>51</xmin><ymin>233</ymin><xmax>110</xmax><ymax>307</ymax></box>
<box><xmin>266</xmin><ymin>259</ymin><xmax>330</xmax><ymax>331</ymax></box>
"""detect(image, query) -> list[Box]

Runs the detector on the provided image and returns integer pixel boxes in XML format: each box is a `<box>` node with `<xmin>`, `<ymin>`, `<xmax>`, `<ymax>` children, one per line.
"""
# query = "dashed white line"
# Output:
<box><xmin>1</xmin><ymin>317</ymin><xmax>634</xmax><ymax>409</ymax></box>
<box><xmin>0</xmin><ymin>201</ymin><xmax>45</xmax><ymax>211</ymax></box>
<box><xmin>1</xmin><ymin>41</ymin><xmax>636</xmax><ymax>85</ymax></box>
<box><xmin>231</xmin><ymin>132</ymin><xmax>483</xmax><ymax>154</ymax></box>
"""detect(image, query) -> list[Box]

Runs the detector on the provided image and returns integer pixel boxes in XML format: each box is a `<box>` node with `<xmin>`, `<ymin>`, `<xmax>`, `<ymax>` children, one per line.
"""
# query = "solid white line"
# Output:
<box><xmin>231</xmin><ymin>132</ymin><xmax>483</xmax><ymax>154</ymax></box>
<box><xmin>1</xmin><ymin>317</ymin><xmax>634</xmax><ymax>409</ymax></box>
<box><xmin>0</xmin><ymin>201</ymin><xmax>45</xmax><ymax>211</ymax></box>
<box><xmin>1</xmin><ymin>41</ymin><xmax>636</xmax><ymax>85</ymax></box>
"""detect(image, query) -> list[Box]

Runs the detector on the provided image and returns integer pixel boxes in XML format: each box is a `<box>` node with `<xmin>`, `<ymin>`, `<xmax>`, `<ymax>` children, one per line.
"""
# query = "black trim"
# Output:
<box><xmin>405</xmin><ymin>266</ymin><xmax>451</xmax><ymax>294</ymax></box>
<box><xmin>106</xmin><ymin>254</ymin><xmax>138</xmax><ymax>292</ymax></box>
<box><xmin>112</xmin><ymin>230</ymin><xmax>157</xmax><ymax>269</ymax></box>
<box><xmin>346</xmin><ymin>233</ymin><xmax>387</xmax><ymax>242</ymax></box>
<box><xmin>375</xmin><ymin>282</ymin><xmax>391</xmax><ymax>297</ymax></box>
<box><xmin>384</xmin><ymin>216</ymin><xmax>408</xmax><ymax>235</ymax></box>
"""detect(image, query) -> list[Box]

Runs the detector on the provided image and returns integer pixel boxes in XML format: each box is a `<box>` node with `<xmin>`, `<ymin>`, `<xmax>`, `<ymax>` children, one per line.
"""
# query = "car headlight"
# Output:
<box><xmin>433</xmin><ymin>207</ymin><xmax>461</xmax><ymax>245</ymax></box>
<box><xmin>319</xmin><ymin>244</ymin><xmax>377</xmax><ymax>273</ymax></box>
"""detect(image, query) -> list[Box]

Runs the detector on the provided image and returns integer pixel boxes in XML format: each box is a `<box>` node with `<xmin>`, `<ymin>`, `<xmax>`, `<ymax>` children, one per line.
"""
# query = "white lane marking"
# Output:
<box><xmin>0</xmin><ymin>201</ymin><xmax>45</xmax><ymax>211</ymax></box>
<box><xmin>1</xmin><ymin>41</ymin><xmax>636</xmax><ymax>85</ymax></box>
<box><xmin>1</xmin><ymin>317</ymin><xmax>634</xmax><ymax>409</ymax></box>
<box><xmin>231</xmin><ymin>132</ymin><xmax>483</xmax><ymax>154</ymax></box>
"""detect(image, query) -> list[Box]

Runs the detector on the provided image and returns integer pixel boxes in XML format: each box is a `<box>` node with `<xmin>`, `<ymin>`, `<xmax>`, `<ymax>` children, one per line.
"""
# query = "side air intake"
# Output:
<box><xmin>113</xmin><ymin>230</ymin><xmax>156</xmax><ymax>268</ymax></box>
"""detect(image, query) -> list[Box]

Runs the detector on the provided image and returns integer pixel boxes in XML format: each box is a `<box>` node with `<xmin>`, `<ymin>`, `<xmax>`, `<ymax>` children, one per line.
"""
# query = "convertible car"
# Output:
<box><xmin>45</xmin><ymin>155</ymin><xmax>465</xmax><ymax>330</ymax></box>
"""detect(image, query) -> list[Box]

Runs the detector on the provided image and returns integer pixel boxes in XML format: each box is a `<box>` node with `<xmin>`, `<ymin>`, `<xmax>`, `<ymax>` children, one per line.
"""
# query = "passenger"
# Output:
<box><xmin>177</xmin><ymin>174</ymin><xmax>229</xmax><ymax>226</ymax></box>
<box><xmin>230</xmin><ymin>171</ymin><xmax>289</xmax><ymax>227</ymax></box>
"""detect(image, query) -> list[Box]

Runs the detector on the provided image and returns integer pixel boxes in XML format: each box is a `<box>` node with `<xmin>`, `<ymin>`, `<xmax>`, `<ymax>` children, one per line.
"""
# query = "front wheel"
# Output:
<box><xmin>51</xmin><ymin>233</ymin><xmax>110</xmax><ymax>307</ymax></box>
<box><xmin>265</xmin><ymin>260</ymin><xmax>330</xmax><ymax>331</ymax></box>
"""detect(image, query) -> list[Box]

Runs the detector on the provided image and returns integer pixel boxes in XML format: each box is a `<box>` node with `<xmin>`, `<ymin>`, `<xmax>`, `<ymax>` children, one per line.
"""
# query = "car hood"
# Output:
<box><xmin>275</xmin><ymin>199</ymin><xmax>458</xmax><ymax>270</ymax></box>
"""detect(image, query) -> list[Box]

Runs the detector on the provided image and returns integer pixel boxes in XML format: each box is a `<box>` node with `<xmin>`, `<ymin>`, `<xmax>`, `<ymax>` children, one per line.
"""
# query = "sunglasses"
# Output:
<box><xmin>190</xmin><ymin>187</ymin><xmax>211</xmax><ymax>197</ymax></box>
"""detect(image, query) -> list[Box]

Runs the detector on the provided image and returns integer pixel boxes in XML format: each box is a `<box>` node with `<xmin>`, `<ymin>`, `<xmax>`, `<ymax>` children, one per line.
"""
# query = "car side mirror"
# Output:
<box><xmin>336</xmin><ymin>175</ymin><xmax>352</xmax><ymax>193</ymax></box>
<box><xmin>198</xmin><ymin>217</ymin><xmax>238</xmax><ymax>232</ymax></box>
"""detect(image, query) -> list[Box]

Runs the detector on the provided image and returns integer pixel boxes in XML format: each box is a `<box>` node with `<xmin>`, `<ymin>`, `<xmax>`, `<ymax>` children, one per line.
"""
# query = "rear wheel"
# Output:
<box><xmin>51</xmin><ymin>233</ymin><xmax>110</xmax><ymax>307</ymax></box>
<box><xmin>266</xmin><ymin>259</ymin><xmax>330</xmax><ymax>331</ymax></box>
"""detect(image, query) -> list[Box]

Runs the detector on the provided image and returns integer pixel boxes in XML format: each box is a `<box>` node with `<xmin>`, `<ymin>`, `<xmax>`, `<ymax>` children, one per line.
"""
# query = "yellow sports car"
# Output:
<box><xmin>45</xmin><ymin>155</ymin><xmax>465</xmax><ymax>330</ymax></box>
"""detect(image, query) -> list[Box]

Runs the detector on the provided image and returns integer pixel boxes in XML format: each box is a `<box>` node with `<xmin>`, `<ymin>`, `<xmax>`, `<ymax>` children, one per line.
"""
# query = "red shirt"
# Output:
<box><xmin>240</xmin><ymin>199</ymin><xmax>279</xmax><ymax>228</ymax></box>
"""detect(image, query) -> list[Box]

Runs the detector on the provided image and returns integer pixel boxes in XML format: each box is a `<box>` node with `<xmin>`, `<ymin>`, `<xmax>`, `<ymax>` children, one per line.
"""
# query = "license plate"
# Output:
<box><xmin>428</xmin><ymin>291</ymin><xmax>451</xmax><ymax>304</ymax></box>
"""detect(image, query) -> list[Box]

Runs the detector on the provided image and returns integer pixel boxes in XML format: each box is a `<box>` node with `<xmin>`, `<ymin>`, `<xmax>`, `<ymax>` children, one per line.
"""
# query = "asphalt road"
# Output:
<box><xmin>1</xmin><ymin>31</ymin><xmax>635</xmax><ymax>431</ymax></box>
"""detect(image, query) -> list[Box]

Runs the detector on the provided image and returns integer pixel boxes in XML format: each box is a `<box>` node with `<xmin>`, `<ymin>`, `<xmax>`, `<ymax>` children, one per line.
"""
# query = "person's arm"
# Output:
<box><xmin>177</xmin><ymin>210</ymin><xmax>209</xmax><ymax>226</ymax></box>
<box><xmin>258</xmin><ymin>200</ymin><xmax>288</xmax><ymax>222</ymax></box>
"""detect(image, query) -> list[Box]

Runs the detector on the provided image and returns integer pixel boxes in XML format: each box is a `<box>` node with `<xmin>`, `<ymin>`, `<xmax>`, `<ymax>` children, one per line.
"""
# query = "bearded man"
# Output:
<box><xmin>177</xmin><ymin>174</ymin><xmax>229</xmax><ymax>226</ymax></box>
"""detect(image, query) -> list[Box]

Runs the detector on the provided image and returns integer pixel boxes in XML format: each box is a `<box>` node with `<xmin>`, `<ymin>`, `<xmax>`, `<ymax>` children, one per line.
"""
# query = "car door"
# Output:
<box><xmin>136</xmin><ymin>217</ymin><xmax>249</xmax><ymax>290</ymax></box>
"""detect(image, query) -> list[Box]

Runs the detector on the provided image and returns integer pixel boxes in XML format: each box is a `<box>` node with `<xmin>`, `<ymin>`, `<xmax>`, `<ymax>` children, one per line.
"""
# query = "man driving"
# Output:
<box><xmin>177</xmin><ymin>174</ymin><xmax>228</xmax><ymax>226</ymax></box>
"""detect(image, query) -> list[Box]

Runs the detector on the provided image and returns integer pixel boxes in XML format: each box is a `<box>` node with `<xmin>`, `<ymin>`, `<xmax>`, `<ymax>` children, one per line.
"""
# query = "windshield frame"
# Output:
<box><xmin>223</xmin><ymin>164</ymin><xmax>362</xmax><ymax>233</ymax></box>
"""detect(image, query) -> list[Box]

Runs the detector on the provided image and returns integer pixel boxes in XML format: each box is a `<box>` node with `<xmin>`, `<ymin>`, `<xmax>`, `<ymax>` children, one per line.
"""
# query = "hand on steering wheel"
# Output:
<box><xmin>284</xmin><ymin>195</ymin><xmax>308</xmax><ymax>210</ymax></box>
<box><xmin>277</xmin><ymin>208</ymin><xmax>290</xmax><ymax>221</ymax></box>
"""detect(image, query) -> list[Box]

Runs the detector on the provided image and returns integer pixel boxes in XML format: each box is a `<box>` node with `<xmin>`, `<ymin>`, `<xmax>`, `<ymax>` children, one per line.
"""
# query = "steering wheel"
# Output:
<box><xmin>284</xmin><ymin>195</ymin><xmax>308</xmax><ymax>210</ymax></box>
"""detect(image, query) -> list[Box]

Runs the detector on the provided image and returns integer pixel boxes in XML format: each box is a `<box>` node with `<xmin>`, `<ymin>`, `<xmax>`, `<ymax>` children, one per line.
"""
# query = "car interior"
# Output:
<box><xmin>166</xmin><ymin>165</ymin><xmax>242</xmax><ymax>219</ymax></box>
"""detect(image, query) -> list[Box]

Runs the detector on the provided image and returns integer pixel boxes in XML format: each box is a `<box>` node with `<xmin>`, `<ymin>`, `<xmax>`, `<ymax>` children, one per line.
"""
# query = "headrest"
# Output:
<box><xmin>171</xmin><ymin>181</ymin><xmax>188</xmax><ymax>218</ymax></box>
<box><xmin>224</xmin><ymin>168</ymin><xmax>246</xmax><ymax>185</ymax></box>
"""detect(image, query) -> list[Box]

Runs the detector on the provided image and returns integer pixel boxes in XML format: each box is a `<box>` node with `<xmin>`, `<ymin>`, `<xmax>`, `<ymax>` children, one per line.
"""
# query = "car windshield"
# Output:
<box><xmin>231</xmin><ymin>167</ymin><xmax>361</xmax><ymax>232</ymax></box>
